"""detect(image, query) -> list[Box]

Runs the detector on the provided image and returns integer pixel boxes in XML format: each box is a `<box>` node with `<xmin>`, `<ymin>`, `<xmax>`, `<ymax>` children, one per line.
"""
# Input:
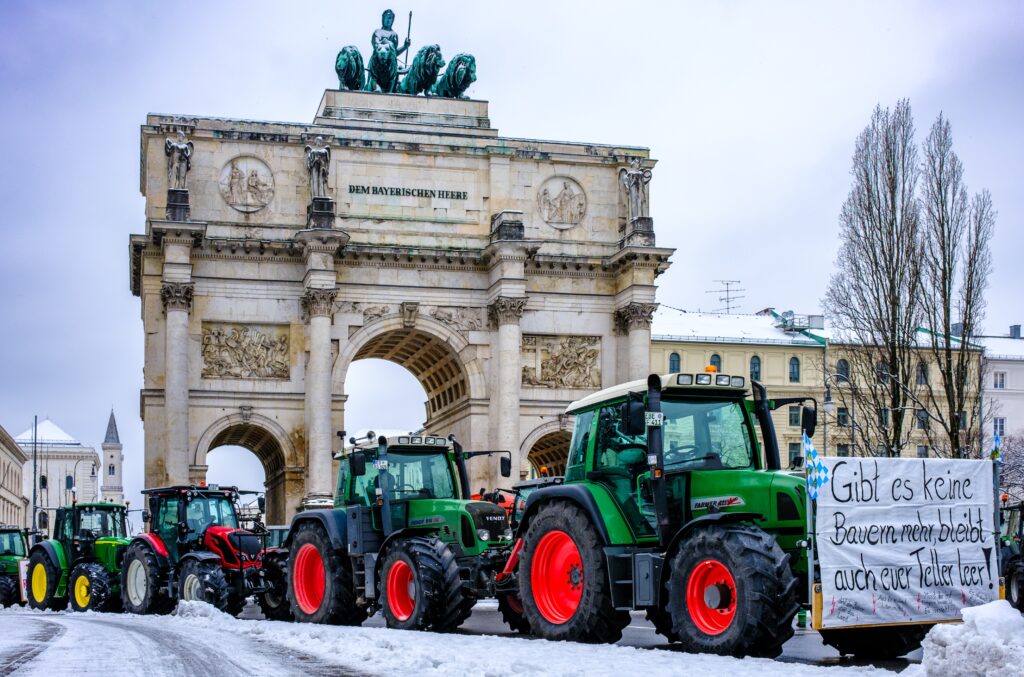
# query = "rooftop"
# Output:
<box><xmin>14</xmin><ymin>418</ymin><xmax>82</xmax><ymax>447</ymax></box>
<box><xmin>104</xmin><ymin>410</ymin><xmax>120</xmax><ymax>445</ymax></box>
<box><xmin>651</xmin><ymin>307</ymin><xmax>820</xmax><ymax>347</ymax></box>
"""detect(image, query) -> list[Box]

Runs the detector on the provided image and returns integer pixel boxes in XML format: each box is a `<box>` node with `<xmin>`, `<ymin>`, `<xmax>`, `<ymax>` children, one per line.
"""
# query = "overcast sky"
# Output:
<box><xmin>1</xmin><ymin>1</ymin><xmax>1021</xmax><ymax>515</ymax></box>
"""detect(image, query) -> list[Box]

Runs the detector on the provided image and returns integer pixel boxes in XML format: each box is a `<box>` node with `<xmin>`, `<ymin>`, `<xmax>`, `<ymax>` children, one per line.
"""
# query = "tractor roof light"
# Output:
<box><xmin>398</xmin><ymin>436</ymin><xmax>410</xmax><ymax>444</ymax></box>
<box><xmin>716</xmin><ymin>374</ymin><xmax>732</xmax><ymax>386</ymax></box>
<box><xmin>705</xmin><ymin>365</ymin><xmax>718</xmax><ymax>373</ymax></box>
<box><xmin>730</xmin><ymin>376</ymin><xmax>746</xmax><ymax>388</ymax></box>
<box><xmin>696</xmin><ymin>374</ymin><xmax>713</xmax><ymax>385</ymax></box>
<box><xmin>676</xmin><ymin>374</ymin><xmax>693</xmax><ymax>385</ymax></box>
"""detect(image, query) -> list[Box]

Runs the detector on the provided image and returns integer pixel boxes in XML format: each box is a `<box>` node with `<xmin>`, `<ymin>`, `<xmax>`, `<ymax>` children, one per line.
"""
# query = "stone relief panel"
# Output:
<box><xmin>537</xmin><ymin>176</ymin><xmax>586</xmax><ymax>229</ymax></box>
<box><xmin>219</xmin><ymin>156</ymin><xmax>275</xmax><ymax>213</ymax></box>
<box><xmin>201</xmin><ymin>323</ymin><xmax>289</xmax><ymax>379</ymax></box>
<box><xmin>432</xmin><ymin>306</ymin><xmax>484</xmax><ymax>331</ymax></box>
<box><xmin>363</xmin><ymin>305</ymin><xmax>390</xmax><ymax>322</ymax></box>
<box><xmin>522</xmin><ymin>335</ymin><xmax>600</xmax><ymax>389</ymax></box>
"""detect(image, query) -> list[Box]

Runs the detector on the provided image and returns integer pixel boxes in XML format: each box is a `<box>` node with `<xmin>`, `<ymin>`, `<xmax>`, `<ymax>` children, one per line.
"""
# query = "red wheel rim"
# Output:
<box><xmin>293</xmin><ymin>543</ymin><xmax>325</xmax><ymax>615</ymax></box>
<box><xmin>386</xmin><ymin>559</ymin><xmax>416</xmax><ymax>621</ymax></box>
<box><xmin>686</xmin><ymin>558</ymin><xmax>737</xmax><ymax>635</ymax></box>
<box><xmin>530</xmin><ymin>530</ymin><xmax>583</xmax><ymax>624</ymax></box>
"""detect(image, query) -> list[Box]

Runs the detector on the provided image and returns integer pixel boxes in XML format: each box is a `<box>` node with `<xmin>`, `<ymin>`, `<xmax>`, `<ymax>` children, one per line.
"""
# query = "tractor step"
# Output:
<box><xmin>603</xmin><ymin>548</ymin><xmax>663</xmax><ymax>610</ymax></box>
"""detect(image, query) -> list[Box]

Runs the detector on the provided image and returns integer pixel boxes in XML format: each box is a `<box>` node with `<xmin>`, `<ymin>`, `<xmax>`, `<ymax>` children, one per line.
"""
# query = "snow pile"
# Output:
<box><xmin>918</xmin><ymin>601</ymin><xmax>1024</xmax><ymax>677</ymax></box>
<box><xmin>174</xmin><ymin>600</ymin><xmax>233</xmax><ymax>619</ymax></box>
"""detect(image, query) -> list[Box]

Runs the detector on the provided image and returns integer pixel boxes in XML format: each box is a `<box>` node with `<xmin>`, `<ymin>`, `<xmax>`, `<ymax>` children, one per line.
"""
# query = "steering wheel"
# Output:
<box><xmin>665</xmin><ymin>445</ymin><xmax>699</xmax><ymax>462</ymax></box>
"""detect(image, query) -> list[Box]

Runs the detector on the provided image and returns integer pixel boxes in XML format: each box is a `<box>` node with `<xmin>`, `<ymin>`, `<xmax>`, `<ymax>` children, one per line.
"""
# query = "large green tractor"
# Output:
<box><xmin>286</xmin><ymin>433</ymin><xmax>516</xmax><ymax>632</ymax></box>
<box><xmin>0</xmin><ymin>525</ymin><xmax>28</xmax><ymax>607</ymax></box>
<box><xmin>1000</xmin><ymin>498</ymin><xmax>1023</xmax><ymax>611</ymax></box>
<box><xmin>27</xmin><ymin>502</ymin><xmax>130</xmax><ymax>612</ymax></box>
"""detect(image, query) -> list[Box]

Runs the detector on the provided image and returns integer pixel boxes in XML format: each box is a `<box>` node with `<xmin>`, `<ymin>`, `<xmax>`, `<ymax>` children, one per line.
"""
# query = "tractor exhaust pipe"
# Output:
<box><xmin>752</xmin><ymin>381</ymin><xmax>782</xmax><ymax>471</ymax></box>
<box><xmin>646</xmin><ymin>374</ymin><xmax>671</xmax><ymax>547</ymax></box>
<box><xmin>449</xmin><ymin>435</ymin><xmax>472</xmax><ymax>500</ymax></box>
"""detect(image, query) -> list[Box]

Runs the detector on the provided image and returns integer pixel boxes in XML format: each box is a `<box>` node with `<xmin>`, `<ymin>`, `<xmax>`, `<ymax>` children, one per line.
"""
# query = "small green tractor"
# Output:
<box><xmin>511</xmin><ymin>371</ymin><xmax>815</xmax><ymax>657</ymax></box>
<box><xmin>286</xmin><ymin>433</ymin><xmax>515</xmax><ymax>632</ymax></box>
<box><xmin>27</xmin><ymin>502</ymin><xmax>131</xmax><ymax>612</ymax></box>
<box><xmin>1000</xmin><ymin>497</ymin><xmax>1023</xmax><ymax>612</ymax></box>
<box><xmin>0</xmin><ymin>524</ymin><xmax>28</xmax><ymax>607</ymax></box>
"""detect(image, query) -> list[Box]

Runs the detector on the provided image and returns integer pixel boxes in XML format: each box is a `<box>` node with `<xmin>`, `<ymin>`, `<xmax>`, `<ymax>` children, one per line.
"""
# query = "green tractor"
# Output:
<box><xmin>0</xmin><ymin>524</ymin><xmax>28</xmax><ymax>607</ymax></box>
<box><xmin>1000</xmin><ymin>497</ymin><xmax>1023</xmax><ymax>611</ymax></box>
<box><xmin>286</xmin><ymin>433</ymin><xmax>516</xmax><ymax>632</ymax></box>
<box><xmin>27</xmin><ymin>502</ymin><xmax>130</xmax><ymax>612</ymax></box>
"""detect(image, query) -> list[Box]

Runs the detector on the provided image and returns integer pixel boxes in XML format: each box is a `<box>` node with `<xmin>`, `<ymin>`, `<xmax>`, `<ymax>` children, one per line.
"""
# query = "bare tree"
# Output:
<box><xmin>1000</xmin><ymin>434</ymin><xmax>1024</xmax><ymax>502</ymax></box>
<box><xmin>825</xmin><ymin>100</ymin><xmax>923</xmax><ymax>457</ymax></box>
<box><xmin>917</xmin><ymin>114</ymin><xmax>995</xmax><ymax>458</ymax></box>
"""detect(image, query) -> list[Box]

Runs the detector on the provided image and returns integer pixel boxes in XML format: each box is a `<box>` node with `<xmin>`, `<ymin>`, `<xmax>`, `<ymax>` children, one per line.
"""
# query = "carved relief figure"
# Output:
<box><xmin>432</xmin><ymin>306</ymin><xmax>483</xmax><ymax>331</ymax></box>
<box><xmin>522</xmin><ymin>335</ymin><xmax>600</xmax><ymax>389</ymax></box>
<box><xmin>164</xmin><ymin>131</ymin><xmax>193</xmax><ymax>190</ymax></box>
<box><xmin>335</xmin><ymin>45</ymin><xmax>366</xmax><ymax>91</ymax></box>
<box><xmin>363</xmin><ymin>305</ymin><xmax>390</xmax><ymax>322</ymax></box>
<box><xmin>619</xmin><ymin>158</ymin><xmax>653</xmax><ymax>221</ymax></box>
<box><xmin>304</xmin><ymin>136</ymin><xmax>331</xmax><ymax>199</ymax></box>
<box><xmin>537</xmin><ymin>177</ymin><xmax>586</xmax><ymax>227</ymax></box>
<box><xmin>218</xmin><ymin>157</ymin><xmax>275</xmax><ymax>213</ymax></box>
<box><xmin>201</xmin><ymin>324</ymin><xmax>289</xmax><ymax>379</ymax></box>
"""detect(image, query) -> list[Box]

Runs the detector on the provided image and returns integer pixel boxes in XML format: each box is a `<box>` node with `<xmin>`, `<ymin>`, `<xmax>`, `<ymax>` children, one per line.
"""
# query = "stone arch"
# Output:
<box><xmin>193</xmin><ymin>412</ymin><xmax>296</xmax><ymax>523</ymax></box>
<box><xmin>521</xmin><ymin>420</ymin><xmax>573</xmax><ymax>477</ymax></box>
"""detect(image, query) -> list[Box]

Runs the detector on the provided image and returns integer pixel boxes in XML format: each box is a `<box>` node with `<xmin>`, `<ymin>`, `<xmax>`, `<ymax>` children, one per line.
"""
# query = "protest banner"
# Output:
<box><xmin>815</xmin><ymin>457</ymin><xmax>999</xmax><ymax>628</ymax></box>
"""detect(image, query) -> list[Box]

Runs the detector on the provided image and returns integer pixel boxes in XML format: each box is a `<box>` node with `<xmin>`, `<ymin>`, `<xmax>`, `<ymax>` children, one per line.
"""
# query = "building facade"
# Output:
<box><xmin>982</xmin><ymin>325</ymin><xmax>1024</xmax><ymax>447</ymax></box>
<box><xmin>0</xmin><ymin>424</ymin><xmax>29</xmax><ymax>528</ymax></box>
<box><xmin>17</xmin><ymin>419</ymin><xmax>100</xmax><ymax>534</ymax></box>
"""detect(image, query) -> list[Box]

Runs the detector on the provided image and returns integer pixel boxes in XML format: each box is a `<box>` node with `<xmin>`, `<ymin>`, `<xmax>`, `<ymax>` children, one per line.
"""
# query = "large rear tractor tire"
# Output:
<box><xmin>379</xmin><ymin>536</ymin><xmax>474</xmax><ymax>632</ymax></box>
<box><xmin>498</xmin><ymin>592</ymin><xmax>531</xmax><ymax>634</ymax></box>
<box><xmin>519</xmin><ymin>502</ymin><xmax>630</xmax><ymax>643</ymax></box>
<box><xmin>820</xmin><ymin>624</ymin><xmax>930</xmax><ymax>659</ymax></box>
<box><xmin>69</xmin><ymin>562</ymin><xmax>115</xmax><ymax>612</ymax></box>
<box><xmin>0</xmin><ymin>575</ymin><xmax>21</xmax><ymax>607</ymax></box>
<box><xmin>287</xmin><ymin>521</ymin><xmax>367</xmax><ymax>625</ymax></box>
<box><xmin>27</xmin><ymin>551</ymin><xmax>66</xmax><ymax>611</ymax></box>
<box><xmin>178</xmin><ymin>559</ymin><xmax>232</xmax><ymax>613</ymax></box>
<box><xmin>258</xmin><ymin>553</ymin><xmax>293</xmax><ymax>621</ymax></box>
<box><xmin>1008</xmin><ymin>562</ymin><xmax>1024</xmax><ymax>612</ymax></box>
<box><xmin>666</xmin><ymin>524</ymin><xmax>799</xmax><ymax>658</ymax></box>
<box><xmin>645</xmin><ymin>604</ymin><xmax>679</xmax><ymax>643</ymax></box>
<box><xmin>121</xmin><ymin>542</ymin><xmax>174</xmax><ymax>615</ymax></box>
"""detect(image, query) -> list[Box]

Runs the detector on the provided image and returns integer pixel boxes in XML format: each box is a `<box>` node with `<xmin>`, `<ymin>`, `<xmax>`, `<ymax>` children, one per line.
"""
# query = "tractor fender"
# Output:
<box><xmin>515</xmin><ymin>484</ymin><xmax>611</xmax><ymax>546</ymax></box>
<box><xmin>179</xmin><ymin>551</ymin><xmax>222</xmax><ymax>567</ymax></box>
<box><xmin>287</xmin><ymin>509</ymin><xmax>347</xmax><ymax>551</ymax></box>
<box><xmin>659</xmin><ymin>511</ymin><xmax>765</xmax><ymax>588</ymax></box>
<box><xmin>129</xmin><ymin>534</ymin><xmax>171</xmax><ymax>571</ymax></box>
<box><xmin>30</xmin><ymin>540</ymin><xmax>66</xmax><ymax>573</ymax></box>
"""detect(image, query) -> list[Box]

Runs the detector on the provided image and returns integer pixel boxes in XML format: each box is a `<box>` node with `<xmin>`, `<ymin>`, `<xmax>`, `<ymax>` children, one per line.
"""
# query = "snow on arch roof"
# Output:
<box><xmin>14</xmin><ymin>418</ymin><xmax>82</xmax><ymax>446</ymax></box>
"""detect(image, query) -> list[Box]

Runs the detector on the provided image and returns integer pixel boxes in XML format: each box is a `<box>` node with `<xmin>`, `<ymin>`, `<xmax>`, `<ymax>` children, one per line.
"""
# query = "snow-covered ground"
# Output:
<box><xmin>902</xmin><ymin>601</ymin><xmax>1024</xmax><ymax>677</ymax></box>
<box><xmin>0</xmin><ymin>602</ymin><xmax>901</xmax><ymax>677</ymax></box>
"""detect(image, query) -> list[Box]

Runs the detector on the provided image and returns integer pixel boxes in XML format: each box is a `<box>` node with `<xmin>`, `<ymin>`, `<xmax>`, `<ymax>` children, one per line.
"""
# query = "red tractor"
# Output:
<box><xmin>120</xmin><ymin>485</ymin><xmax>289</xmax><ymax>618</ymax></box>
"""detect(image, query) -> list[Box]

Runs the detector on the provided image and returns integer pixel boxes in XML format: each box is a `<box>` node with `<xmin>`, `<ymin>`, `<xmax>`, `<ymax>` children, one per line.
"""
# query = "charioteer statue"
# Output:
<box><xmin>372</xmin><ymin>9</ymin><xmax>411</xmax><ymax>62</ymax></box>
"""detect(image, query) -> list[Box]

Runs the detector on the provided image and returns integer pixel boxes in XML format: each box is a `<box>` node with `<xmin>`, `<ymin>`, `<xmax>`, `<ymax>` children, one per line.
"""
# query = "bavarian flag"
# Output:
<box><xmin>991</xmin><ymin>431</ymin><xmax>1003</xmax><ymax>464</ymax></box>
<box><xmin>804</xmin><ymin>432</ymin><xmax>829</xmax><ymax>501</ymax></box>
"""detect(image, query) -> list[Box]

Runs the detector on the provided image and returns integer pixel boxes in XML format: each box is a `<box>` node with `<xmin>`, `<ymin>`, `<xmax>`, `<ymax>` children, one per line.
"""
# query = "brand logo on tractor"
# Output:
<box><xmin>691</xmin><ymin>495</ymin><xmax>745</xmax><ymax>510</ymax></box>
<box><xmin>482</xmin><ymin>515</ymin><xmax>505</xmax><ymax>522</ymax></box>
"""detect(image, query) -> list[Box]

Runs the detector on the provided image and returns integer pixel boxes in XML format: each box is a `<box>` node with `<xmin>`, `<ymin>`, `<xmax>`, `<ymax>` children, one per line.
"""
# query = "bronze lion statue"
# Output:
<box><xmin>334</xmin><ymin>45</ymin><xmax>365</xmax><ymax>91</ymax></box>
<box><xmin>431</xmin><ymin>53</ymin><xmax>476</xmax><ymax>99</ymax></box>
<box><xmin>399</xmin><ymin>44</ymin><xmax>445</xmax><ymax>96</ymax></box>
<box><xmin>365</xmin><ymin>39</ymin><xmax>400</xmax><ymax>93</ymax></box>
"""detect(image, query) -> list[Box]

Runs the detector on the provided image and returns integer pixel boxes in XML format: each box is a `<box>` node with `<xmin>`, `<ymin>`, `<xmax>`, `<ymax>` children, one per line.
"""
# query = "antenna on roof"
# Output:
<box><xmin>705</xmin><ymin>280</ymin><xmax>746</xmax><ymax>314</ymax></box>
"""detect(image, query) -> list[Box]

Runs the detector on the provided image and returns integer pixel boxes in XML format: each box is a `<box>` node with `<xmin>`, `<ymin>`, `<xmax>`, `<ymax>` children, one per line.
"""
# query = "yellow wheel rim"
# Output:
<box><xmin>31</xmin><ymin>563</ymin><xmax>48</xmax><ymax>603</ymax></box>
<box><xmin>74</xmin><ymin>574</ymin><xmax>91</xmax><ymax>608</ymax></box>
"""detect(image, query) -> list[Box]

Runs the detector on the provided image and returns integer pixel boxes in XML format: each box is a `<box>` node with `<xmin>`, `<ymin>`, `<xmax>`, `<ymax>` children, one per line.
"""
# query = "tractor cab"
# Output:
<box><xmin>0</xmin><ymin>525</ymin><xmax>28</xmax><ymax>607</ymax></box>
<box><xmin>0</xmin><ymin>525</ymin><xmax>27</xmax><ymax>558</ymax></box>
<box><xmin>54</xmin><ymin>503</ymin><xmax>128</xmax><ymax>562</ymax></box>
<box><xmin>142</xmin><ymin>485</ymin><xmax>250</xmax><ymax>562</ymax></box>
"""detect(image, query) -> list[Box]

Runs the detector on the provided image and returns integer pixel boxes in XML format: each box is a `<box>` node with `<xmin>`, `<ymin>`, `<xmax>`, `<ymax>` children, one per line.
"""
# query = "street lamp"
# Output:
<box><xmin>823</xmin><ymin>374</ymin><xmax>856</xmax><ymax>457</ymax></box>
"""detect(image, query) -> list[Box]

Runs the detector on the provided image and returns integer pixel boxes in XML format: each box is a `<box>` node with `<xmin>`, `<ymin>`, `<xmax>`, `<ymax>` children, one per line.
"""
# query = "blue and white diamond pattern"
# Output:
<box><xmin>804</xmin><ymin>432</ymin><xmax>829</xmax><ymax>501</ymax></box>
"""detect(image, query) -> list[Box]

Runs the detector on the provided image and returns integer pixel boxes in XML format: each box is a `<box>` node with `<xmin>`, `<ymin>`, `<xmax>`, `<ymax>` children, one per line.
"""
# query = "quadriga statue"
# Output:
<box><xmin>431</xmin><ymin>53</ymin><xmax>476</xmax><ymax>99</ymax></box>
<box><xmin>365</xmin><ymin>39</ymin><xmax>400</xmax><ymax>93</ymax></box>
<box><xmin>399</xmin><ymin>44</ymin><xmax>445</xmax><ymax>96</ymax></box>
<box><xmin>335</xmin><ymin>46</ymin><xmax>365</xmax><ymax>91</ymax></box>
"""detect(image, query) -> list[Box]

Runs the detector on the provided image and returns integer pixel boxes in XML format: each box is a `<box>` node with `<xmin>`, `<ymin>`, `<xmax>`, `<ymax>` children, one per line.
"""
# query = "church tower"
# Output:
<box><xmin>101</xmin><ymin>410</ymin><xmax>124</xmax><ymax>503</ymax></box>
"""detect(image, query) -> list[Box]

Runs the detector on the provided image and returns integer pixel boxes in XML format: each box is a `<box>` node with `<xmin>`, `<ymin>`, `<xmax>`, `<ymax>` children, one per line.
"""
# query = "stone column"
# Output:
<box><xmin>489</xmin><ymin>296</ymin><xmax>527</xmax><ymax>477</ymax></box>
<box><xmin>302</xmin><ymin>287</ymin><xmax>337</xmax><ymax>502</ymax></box>
<box><xmin>616</xmin><ymin>302</ymin><xmax>658</xmax><ymax>381</ymax></box>
<box><xmin>161</xmin><ymin>282</ymin><xmax>194</xmax><ymax>485</ymax></box>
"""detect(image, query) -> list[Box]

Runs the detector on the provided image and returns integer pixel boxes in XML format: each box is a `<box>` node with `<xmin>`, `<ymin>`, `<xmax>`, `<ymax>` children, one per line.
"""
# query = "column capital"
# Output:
<box><xmin>160</xmin><ymin>281</ymin><xmax>194</xmax><ymax>313</ymax></box>
<box><xmin>488</xmin><ymin>296</ymin><xmax>527</xmax><ymax>328</ymax></box>
<box><xmin>301</xmin><ymin>287</ymin><xmax>337</xmax><ymax>319</ymax></box>
<box><xmin>615</xmin><ymin>302</ymin><xmax>658</xmax><ymax>333</ymax></box>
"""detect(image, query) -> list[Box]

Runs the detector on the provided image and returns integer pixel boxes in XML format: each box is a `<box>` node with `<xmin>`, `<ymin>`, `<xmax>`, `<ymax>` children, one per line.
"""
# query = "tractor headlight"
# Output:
<box><xmin>503</xmin><ymin>528</ymin><xmax>513</xmax><ymax>541</ymax></box>
<box><xmin>476</xmin><ymin>528</ymin><xmax>491</xmax><ymax>542</ymax></box>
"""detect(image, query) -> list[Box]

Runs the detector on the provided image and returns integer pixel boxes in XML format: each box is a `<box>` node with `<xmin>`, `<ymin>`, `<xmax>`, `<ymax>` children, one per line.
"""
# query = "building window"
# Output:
<box><xmin>750</xmin><ymin>356</ymin><xmax>761</xmax><ymax>382</ymax></box>
<box><xmin>710</xmin><ymin>354</ymin><xmax>722</xmax><ymax>371</ymax></box>
<box><xmin>788</xmin><ymin>442</ymin><xmax>801</xmax><ymax>466</ymax></box>
<box><xmin>876</xmin><ymin>362</ymin><xmax>890</xmax><ymax>384</ymax></box>
<box><xmin>994</xmin><ymin>372</ymin><xmax>1006</xmax><ymax>389</ymax></box>
<box><xmin>959</xmin><ymin>411</ymin><xmax>967</xmax><ymax>429</ymax></box>
<box><xmin>789</xmin><ymin>406</ymin><xmax>800</xmax><ymax>427</ymax></box>
<box><xmin>38</xmin><ymin>511</ymin><xmax>48</xmax><ymax>529</ymax></box>
<box><xmin>789</xmin><ymin>357</ymin><xmax>800</xmax><ymax>383</ymax></box>
<box><xmin>837</xmin><ymin>407</ymin><xmax>849</xmax><ymax>427</ymax></box>
<box><xmin>879</xmin><ymin>408</ymin><xmax>890</xmax><ymax>428</ymax></box>
<box><xmin>916</xmin><ymin>362</ymin><xmax>928</xmax><ymax>386</ymax></box>
<box><xmin>995</xmin><ymin>417</ymin><xmax>1006</xmax><ymax>437</ymax></box>
<box><xmin>65</xmin><ymin>475</ymin><xmax>74</xmax><ymax>490</ymax></box>
<box><xmin>837</xmin><ymin>444</ymin><xmax>850</xmax><ymax>457</ymax></box>
<box><xmin>669</xmin><ymin>353</ymin><xmax>680</xmax><ymax>373</ymax></box>
<box><xmin>916</xmin><ymin>410</ymin><xmax>929</xmax><ymax>430</ymax></box>
<box><xmin>917</xmin><ymin>445</ymin><xmax>928</xmax><ymax>458</ymax></box>
<box><xmin>836</xmin><ymin>359</ymin><xmax>850</xmax><ymax>382</ymax></box>
<box><xmin>39</xmin><ymin>475</ymin><xmax>47</xmax><ymax>490</ymax></box>
<box><xmin>108</xmin><ymin>464</ymin><xmax>115</xmax><ymax>476</ymax></box>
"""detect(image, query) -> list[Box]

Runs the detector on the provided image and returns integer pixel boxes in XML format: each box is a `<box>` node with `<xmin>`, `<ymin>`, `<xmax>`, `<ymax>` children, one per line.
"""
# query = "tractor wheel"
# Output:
<box><xmin>178</xmin><ymin>559</ymin><xmax>232</xmax><ymax>613</ymax></box>
<box><xmin>379</xmin><ymin>536</ymin><xmax>473</xmax><ymax>632</ymax></box>
<box><xmin>258</xmin><ymin>553</ymin><xmax>293</xmax><ymax>621</ymax></box>
<box><xmin>497</xmin><ymin>592</ymin><xmax>531</xmax><ymax>634</ymax></box>
<box><xmin>27</xmin><ymin>550</ymin><xmax>66</xmax><ymax>611</ymax></box>
<box><xmin>121</xmin><ymin>542</ymin><xmax>174</xmax><ymax>615</ymax></box>
<box><xmin>1008</xmin><ymin>562</ymin><xmax>1024</xmax><ymax>612</ymax></box>
<box><xmin>666</xmin><ymin>524</ymin><xmax>799</xmax><ymax>658</ymax></box>
<box><xmin>0</xmin><ymin>575</ymin><xmax>20</xmax><ymax>607</ymax></box>
<box><xmin>820</xmin><ymin>624</ymin><xmax>930</xmax><ymax>659</ymax></box>
<box><xmin>519</xmin><ymin>501</ymin><xmax>630</xmax><ymax>643</ymax></box>
<box><xmin>69</xmin><ymin>562</ymin><xmax>115</xmax><ymax>612</ymax></box>
<box><xmin>287</xmin><ymin>520</ymin><xmax>367</xmax><ymax>625</ymax></box>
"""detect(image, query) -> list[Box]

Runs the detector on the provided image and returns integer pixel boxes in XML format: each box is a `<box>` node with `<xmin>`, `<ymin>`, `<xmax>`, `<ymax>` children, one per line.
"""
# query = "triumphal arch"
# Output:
<box><xmin>130</xmin><ymin>31</ymin><xmax>672</xmax><ymax>521</ymax></box>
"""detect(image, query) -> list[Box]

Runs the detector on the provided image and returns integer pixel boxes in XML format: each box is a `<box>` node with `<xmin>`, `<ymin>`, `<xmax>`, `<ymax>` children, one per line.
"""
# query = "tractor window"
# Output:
<box><xmin>185</xmin><ymin>496</ymin><xmax>239</xmax><ymax>536</ymax></box>
<box><xmin>593</xmin><ymin>404</ymin><xmax>656</xmax><ymax>537</ymax></box>
<box><xmin>565</xmin><ymin>410</ymin><xmax>595</xmax><ymax>481</ymax></box>
<box><xmin>155</xmin><ymin>497</ymin><xmax>180</xmax><ymax>552</ymax></box>
<box><xmin>386</xmin><ymin>451</ymin><xmax>456</xmax><ymax>501</ymax></box>
<box><xmin>77</xmin><ymin>507</ymin><xmax>126</xmax><ymax>538</ymax></box>
<box><xmin>0</xmin><ymin>531</ymin><xmax>26</xmax><ymax>557</ymax></box>
<box><xmin>662</xmin><ymin>399</ymin><xmax>755</xmax><ymax>470</ymax></box>
<box><xmin>58</xmin><ymin>511</ymin><xmax>73</xmax><ymax>542</ymax></box>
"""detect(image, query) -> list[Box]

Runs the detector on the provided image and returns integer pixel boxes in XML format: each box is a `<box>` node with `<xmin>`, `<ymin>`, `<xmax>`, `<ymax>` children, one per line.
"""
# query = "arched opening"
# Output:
<box><xmin>344</xmin><ymin>358</ymin><xmax>428</xmax><ymax>438</ymax></box>
<box><xmin>527</xmin><ymin>430</ymin><xmax>572</xmax><ymax>477</ymax></box>
<box><xmin>206</xmin><ymin>445</ymin><xmax>266</xmax><ymax>521</ymax></box>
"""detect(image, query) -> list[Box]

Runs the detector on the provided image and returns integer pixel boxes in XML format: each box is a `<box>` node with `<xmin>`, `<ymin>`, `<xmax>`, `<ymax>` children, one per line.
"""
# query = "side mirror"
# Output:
<box><xmin>801</xmin><ymin>406</ymin><xmax>817</xmax><ymax>438</ymax></box>
<box><xmin>141</xmin><ymin>510</ymin><xmax>151</xmax><ymax>523</ymax></box>
<box><xmin>257</xmin><ymin>496</ymin><xmax>266</xmax><ymax>514</ymax></box>
<box><xmin>790</xmin><ymin>455</ymin><xmax>805</xmax><ymax>470</ymax></box>
<box><xmin>500</xmin><ymin>455</ymin><xmax>512</xmax><ymax>478</ymax></box>
<box><xmin>349</xmin><ymin>452</ymin><xmax>367</xmax><ymax>477</ymax></box>
<box><xmin>148</xmin><ymin>497</ymin><xmax>160</xmax><ymax>520</ymax></box>
<box><xmin>623</xmin><ymin>393</ymin><xmax>646</xmax><ymax>436</ymax></box>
